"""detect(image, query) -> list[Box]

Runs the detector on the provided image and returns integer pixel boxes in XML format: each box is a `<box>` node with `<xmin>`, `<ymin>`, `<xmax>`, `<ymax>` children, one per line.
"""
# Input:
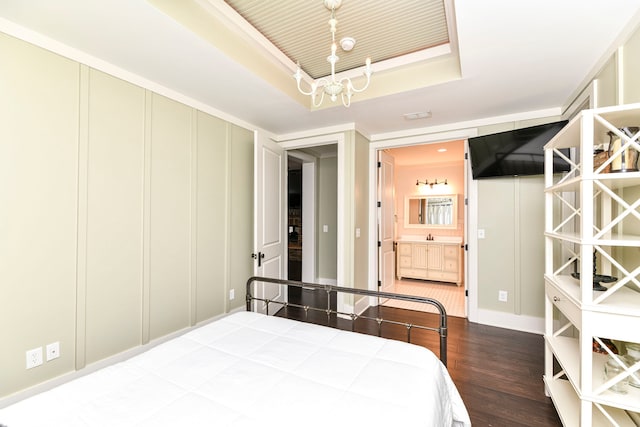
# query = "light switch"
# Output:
<box><xmin>478</xmin><ymin>229</ymin><xmax>485</xmax><ymax>239</ymax></box>
<box><xmin>323</xmin><ymin>225</ymin><xmax>328</xmax><ymax>232</ymax></box>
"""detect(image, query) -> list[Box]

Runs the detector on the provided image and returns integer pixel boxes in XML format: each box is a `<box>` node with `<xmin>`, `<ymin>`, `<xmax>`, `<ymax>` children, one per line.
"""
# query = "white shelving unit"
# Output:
<box><xmin>544</xmin><ymin>104</ymin><xmax>640</xmax><ymax>426</ymax></box>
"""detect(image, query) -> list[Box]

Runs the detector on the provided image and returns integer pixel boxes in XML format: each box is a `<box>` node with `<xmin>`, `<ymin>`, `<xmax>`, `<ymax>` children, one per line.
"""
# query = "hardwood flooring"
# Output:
<box><xmin>276</xmin><ymin>289</ymin><xmax>562</xmax><ymax>427</ymax></box>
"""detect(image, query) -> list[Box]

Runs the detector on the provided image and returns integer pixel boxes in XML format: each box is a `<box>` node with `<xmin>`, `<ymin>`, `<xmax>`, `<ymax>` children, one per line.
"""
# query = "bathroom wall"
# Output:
<box><xmin>390</xmin><ymin>145</ymin><xmax>465</xmax><ymax>240</ymax></box>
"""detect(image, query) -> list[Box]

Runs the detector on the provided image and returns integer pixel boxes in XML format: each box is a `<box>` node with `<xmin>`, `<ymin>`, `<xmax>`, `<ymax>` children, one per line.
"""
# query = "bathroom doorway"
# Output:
<box><xmin>379</xmin><ymin>141</ymin><xmax>467</xmax><ymax>318</ymax></box>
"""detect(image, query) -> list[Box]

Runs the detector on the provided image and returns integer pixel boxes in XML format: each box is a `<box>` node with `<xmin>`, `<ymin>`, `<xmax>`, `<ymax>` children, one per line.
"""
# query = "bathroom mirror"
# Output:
<box><xmin>405</xmin><ymin>195</ymin><xmax>457</xmax><ymax>229</ymax></box>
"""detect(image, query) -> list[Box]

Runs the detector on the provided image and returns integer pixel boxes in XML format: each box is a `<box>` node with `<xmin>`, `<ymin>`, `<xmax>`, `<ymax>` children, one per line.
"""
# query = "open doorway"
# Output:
<box><xmin>378</xmin><ymin>141</ymin><xmax>467</xmax><ymax>318</ymax></box>
<box><xmin>287</xmin><ymin>157</ymin><xmax>303</xmax><ymax>281</ymax></box>
<box><xmin>285</xmin><ymin>146</ymin><xmax>338</xmax><ymax>310</ymax></box>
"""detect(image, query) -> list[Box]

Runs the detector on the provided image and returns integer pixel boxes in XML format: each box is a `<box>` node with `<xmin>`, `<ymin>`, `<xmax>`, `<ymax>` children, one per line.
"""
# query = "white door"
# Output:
<box><xmin>378</xmin><ymin>150</ymin><xmax>395</xmax><ymax>293</ymax></box>
<box><xmin>253</xmin><ymin>133</ymin><xmax>286</xmax><ymax>314</ymax></box>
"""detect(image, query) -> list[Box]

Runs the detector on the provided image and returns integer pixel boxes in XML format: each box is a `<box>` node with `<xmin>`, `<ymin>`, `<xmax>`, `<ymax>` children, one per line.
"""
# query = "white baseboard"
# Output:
<box><xmin>354</xmin><ymin>295</ymin><xmax>370</xmax><ymax>316</ymax></box>
<box><xmin>315</xmin><ymin>277</ymin><xmax>337</xmax><ymax>286</ymax></box>
<box><xmin>475</xmin><ymin>309</ymin><xmax>544</xmax><ymax>335</ymax></box>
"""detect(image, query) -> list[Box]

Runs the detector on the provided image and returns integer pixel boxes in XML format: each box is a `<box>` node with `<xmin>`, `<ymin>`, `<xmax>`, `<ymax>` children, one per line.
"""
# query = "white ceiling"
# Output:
<box><xmin>1</xmin><ymin>1</ymin><xmax>640</xmax><ymax>138</ymax></box>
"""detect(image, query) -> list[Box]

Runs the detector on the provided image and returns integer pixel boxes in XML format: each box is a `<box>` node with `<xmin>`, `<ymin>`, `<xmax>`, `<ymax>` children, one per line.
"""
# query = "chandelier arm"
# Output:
<box><xmin>312</xmin><ymin>90</ymin><xmax>326</xmax><ymax>108</ymax></box>
<box><xmin>340</xmin><ymin>71</ymin><xmax>371</xmax><ymax>94</ymax></box>
<box><xmin>341</xmin><ymin>91</ymin><xmax>352</xmax><ymax>108</ymax></box>
<box><xmin>295</xmin><ymin>79</ymin><xmax>316</xmax><ymax>97</ymax></box>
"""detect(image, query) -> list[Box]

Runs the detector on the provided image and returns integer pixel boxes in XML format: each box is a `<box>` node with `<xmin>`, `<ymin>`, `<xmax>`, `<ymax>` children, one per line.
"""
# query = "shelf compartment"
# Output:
<box><xmin>589</xmin><ymin>352</ymin><xmax>640</xmax><ymax>412</ymax></box>
<box><xmin>544</xmin><ymin>376</ymin><xmax>636</xmax><ymax>427</ymax></box>
<box><xmin>546</xmin><ymin>274</ymin><xmax>640</xmax><ymax>324</ymax></box>
<box><xmin>547</xmin><ymin>335</ymin><xmax>581</xmax><ymax>391</ymax></box>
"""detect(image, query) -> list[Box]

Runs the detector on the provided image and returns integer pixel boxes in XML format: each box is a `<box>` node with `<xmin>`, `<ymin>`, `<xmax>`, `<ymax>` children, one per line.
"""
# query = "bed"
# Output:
<box><xmin>0</xmin><ymin>277</ymin><xmax>471</xmax><ymax>427</ymax></box>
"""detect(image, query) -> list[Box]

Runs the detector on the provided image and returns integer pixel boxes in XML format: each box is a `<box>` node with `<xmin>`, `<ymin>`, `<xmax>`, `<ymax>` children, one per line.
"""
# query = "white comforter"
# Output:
<box><xmin>0</xmin><ymin>311</ymin><xmax>471</xmax><ymax>427</ymax></box>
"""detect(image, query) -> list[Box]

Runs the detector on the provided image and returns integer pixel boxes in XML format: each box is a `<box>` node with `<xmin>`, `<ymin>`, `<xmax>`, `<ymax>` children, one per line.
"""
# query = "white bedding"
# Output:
<box><xmin>0</xmin><ymin>311</ymin><xmax>471</xmax><ymax>427</ymax></box>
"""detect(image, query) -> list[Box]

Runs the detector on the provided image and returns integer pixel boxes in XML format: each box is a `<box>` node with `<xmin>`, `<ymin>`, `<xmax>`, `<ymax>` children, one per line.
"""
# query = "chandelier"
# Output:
<box><xmin>293</xmin><ymin>0</ymin><xmax>372</xmax><ymax>108</ymax></box>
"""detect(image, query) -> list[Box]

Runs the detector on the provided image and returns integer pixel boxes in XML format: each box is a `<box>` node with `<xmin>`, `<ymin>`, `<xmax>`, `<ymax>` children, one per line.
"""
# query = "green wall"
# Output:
<box><xmin>0</xmin><ymin>32</ymin><xmax>253</xmax><ymax>399</ymax></box>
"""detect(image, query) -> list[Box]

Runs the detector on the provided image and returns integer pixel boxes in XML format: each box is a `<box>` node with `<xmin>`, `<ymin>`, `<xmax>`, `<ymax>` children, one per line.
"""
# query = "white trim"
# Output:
<box><xmin>465</xmin><ymin>150</ymin><xmax>479</xmax><ymax>323</ymax></box>
<box><xmin>617</xmin><ymin>46</ymin><xmax>624</xmax><ymax>105</ymax></box>
<box><xmin>563</xmin><ymin>80</ymin><xmax>597</xmax><ymax>119</ymax></box>
<box><xmin>354</xmin><ymin>295</ymin><xmax>370</xmax><ymax>316</ymax></box>
<box><xmin>475</xmin><ymin>309</ymin><xmax>544</xmax><ymax>335</ymax></box>
<box><xmin>315</xmin><ymin>277</ymin><xmax>338</xmax><ymax>286</ymax></box>
<box><xmin>370</xmin><ymin>128</ymin><xmax>477</xmax><ymax>148</ymax></box>
<box><xmin>277</xmin><ymin>124</ymin><xmax>356</xmax><ymax>143</ymax></box>
<box><xmin>370</xmin><ymin>108</ymin><xmax>560</xmax><ymax>142</ymax></box>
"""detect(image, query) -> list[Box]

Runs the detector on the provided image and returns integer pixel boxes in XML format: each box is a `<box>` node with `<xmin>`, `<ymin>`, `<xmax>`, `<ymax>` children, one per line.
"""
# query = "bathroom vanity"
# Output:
<box><xmin>396</xmin><ymin>236</ymin><xmax>463</xmax><ymax>286</ymax></box>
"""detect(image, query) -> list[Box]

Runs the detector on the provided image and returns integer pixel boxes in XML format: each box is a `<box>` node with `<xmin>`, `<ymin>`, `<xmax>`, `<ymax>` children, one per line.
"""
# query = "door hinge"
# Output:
<box><xmin>377</xmin><ymin>161</ymin><xmax>381</xmax><ymax>168</ymax></box>
<box><xmin>377</xmin><ymin>201</ymin><xmax>381</xmax><ymax>208</ymax></box>
<box><xmin>464</xmin><ymin>244</ymin><xmax>468</xmax><ymax>251</ymax></box>
<box><xmin>465</xmin><ymin>197</ymin><xmax>468</xmax><ymax>206</ymax></box>
<box><xmin>465</xmin><ymin>289</ymin><xmax>468</xmax><ymax>297</ymax></box>
<box><xmin>378</xmin><ymin>280</ymin><xmax>382</xmax><ymax>287</ymax></box>
<box><xmin>378</xmin><ymin>241</ymin><xmax>381</xmax><ymax>247</ymax></box>
<box><xmin>465</xmin><ymin>152</ymin><xmax>468</xmax><ymax>160</ymax></box>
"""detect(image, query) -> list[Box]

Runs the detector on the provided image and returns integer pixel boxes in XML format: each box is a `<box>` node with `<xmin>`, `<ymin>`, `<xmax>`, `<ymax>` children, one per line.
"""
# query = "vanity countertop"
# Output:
<box><xmin>396</xmin><ymin>235</ymin><xmax>463</xmax><ymax>244</ymax></box>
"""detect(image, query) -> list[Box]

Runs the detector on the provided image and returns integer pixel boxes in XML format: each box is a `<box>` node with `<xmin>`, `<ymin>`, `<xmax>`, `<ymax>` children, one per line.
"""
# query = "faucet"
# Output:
<box><xmin>427</xmin><ymin>233</ymin><xmax>432</xmax><ymax>241</ymax></box>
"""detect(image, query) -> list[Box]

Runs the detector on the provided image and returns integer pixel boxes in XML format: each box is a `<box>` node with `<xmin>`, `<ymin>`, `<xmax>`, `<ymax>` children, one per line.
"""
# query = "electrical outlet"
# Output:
<box><xmin>229</xmin><ymin>289</ymin><xmax>235</xmax><ymax>301</ymax></box>
<box><xmin>26</xmin><ymin>347</ymin><xmax>43</xmax><ymax>369</ymax></box>
<box><xmin>498</xmin><ymin>290</ymin><xmax>508</xmax><ymax>302</ymax></box>
<box><xmin>46</xmin><ymin>342</ymin><xmax>60</xmax><ymax>361</ymax></box>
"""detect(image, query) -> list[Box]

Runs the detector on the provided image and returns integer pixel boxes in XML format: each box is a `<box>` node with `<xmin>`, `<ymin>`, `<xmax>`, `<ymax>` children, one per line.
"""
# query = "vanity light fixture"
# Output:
<box><xmin>416</xmin><ymin>178</ymin><xmax>448</xmax><ymax>189</ymax></box>
<box><xmin>293</xmin><ymin>0</ymin><xmax>372</xmax><ymax>108</ymax></box>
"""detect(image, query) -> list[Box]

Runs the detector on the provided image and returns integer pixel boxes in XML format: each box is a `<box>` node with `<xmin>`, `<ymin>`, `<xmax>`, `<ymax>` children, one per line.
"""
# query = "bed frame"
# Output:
<box><xmin>246</xmin><ymin>276</ymin><xmax>449</xmax><ymax>366</ymax></box>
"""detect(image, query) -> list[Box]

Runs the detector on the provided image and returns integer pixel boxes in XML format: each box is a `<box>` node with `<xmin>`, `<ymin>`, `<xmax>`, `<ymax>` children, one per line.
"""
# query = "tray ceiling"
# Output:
<box><xmin>223</xmin><ymin>0</ymin><xmax>450</xmax><ymax>79</ymax></box>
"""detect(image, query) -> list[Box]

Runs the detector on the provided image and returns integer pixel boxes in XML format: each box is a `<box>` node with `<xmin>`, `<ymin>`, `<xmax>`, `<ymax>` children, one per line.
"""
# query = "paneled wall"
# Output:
<box><xmin>0</xmin><ymin>33</ymin><xmax>253</xmax><ymax>398</ymax></box>
<box><xmin>81</xmin><ymin>68</ymin><xmax>145</xmax><ymax>365</ymax></box>
<box><xmin>0</xmin><ymin>31</ymin><xmax>80</xmax><ymax>399</ymax></box>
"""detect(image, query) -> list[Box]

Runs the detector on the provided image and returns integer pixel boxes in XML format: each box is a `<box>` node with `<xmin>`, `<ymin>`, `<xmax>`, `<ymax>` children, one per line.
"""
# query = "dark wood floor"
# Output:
<box><xmin>276</xmin><ymin>289</ymin><xmax>562</xmax><ymax>427</ymax></box>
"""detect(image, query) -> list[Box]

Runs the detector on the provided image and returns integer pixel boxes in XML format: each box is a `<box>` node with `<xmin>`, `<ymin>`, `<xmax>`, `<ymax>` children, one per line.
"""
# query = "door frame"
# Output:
<box><xmin>279</xmin><ymin>133</ymin><xmax>348</xmax><ymax>311</ymax></box>
<box><xmin>367</xmin><ymin>128</ymin><xmax>479</xmax><ymax>321</ymax></box>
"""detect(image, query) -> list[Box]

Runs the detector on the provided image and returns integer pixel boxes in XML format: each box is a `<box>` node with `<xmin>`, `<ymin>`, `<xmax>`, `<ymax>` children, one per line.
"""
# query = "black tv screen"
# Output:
<box><xmin>468</xmin><ymin>121</ymin><xmax>569</xmax><ymax>179</ymax></box>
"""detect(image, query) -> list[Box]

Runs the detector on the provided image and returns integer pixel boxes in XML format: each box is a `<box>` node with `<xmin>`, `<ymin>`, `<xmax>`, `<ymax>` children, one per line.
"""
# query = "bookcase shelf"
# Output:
<box><xmin>544</xmin><ymin>104</ymin><xmax>640</xmax><ymax>426</ymax></box>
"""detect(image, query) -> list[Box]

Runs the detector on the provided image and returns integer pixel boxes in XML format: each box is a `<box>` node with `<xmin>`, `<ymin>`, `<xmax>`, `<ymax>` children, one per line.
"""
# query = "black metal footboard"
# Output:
<box><xmin>245</xmin><ymin>276</ymin><xmax>448</xmax><ymax>366</ymax></box>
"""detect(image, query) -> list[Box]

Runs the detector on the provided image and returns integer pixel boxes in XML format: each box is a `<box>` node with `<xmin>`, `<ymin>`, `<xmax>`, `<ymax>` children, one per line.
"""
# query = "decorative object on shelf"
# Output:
<box><xmin>593</xmin><ymin>149</ymin><xmax>611</xmax><ymax>173</ymax></box>
<box><xmin>593</xmin><ymin>337</ymin><xmax>619</xmax><ymax>355</ymax></box>
<box><xmin>571</xmin><ymin>251</ymin><xmax>617</xmax><ymax>291</ymax></box>
<box><xmin>293</xmin><ymin>0</ymin><xmax>372</xmax><ymax>108</ymax></box>
<box><xmin>416</xmin><ymin>178</ymin><xmax>448</xmax><ymax>189</ymax></box>
<box><xmin>624</xmin><ymin>342</ymin><xmax>640</xmax><ymax>388</ymax></box>
<box><xmin>604</xmin><ymin>356</ymin><xmax>629</xmax><ymax>394</ymax></box>
<box><xmin>607</xmin><ymin>127</ymin><xmax>640</xmax><ymax>172</ymax></box>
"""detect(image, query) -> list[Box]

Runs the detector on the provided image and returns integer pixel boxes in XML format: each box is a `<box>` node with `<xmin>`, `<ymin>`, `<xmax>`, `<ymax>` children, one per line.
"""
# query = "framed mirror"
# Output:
<box><xmin>405</xmin><ymin>195</ymin><xmax>457</xmax><ymax>229</ymax></box>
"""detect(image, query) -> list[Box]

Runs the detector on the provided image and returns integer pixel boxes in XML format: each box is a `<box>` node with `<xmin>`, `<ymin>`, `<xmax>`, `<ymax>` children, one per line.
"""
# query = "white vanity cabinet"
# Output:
<box><xmin>396</xmin><ymin>239</ymin><xmax>462</xmax><ymax>286</ymax></box>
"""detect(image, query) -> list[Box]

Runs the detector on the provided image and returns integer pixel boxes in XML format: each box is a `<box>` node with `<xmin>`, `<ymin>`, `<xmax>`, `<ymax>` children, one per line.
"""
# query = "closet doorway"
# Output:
<box><xmin>379</xmin><ymin>140</ymin><xmax>467</xmax><ymax>318</ymax></box>
<box><xmin>287</xmin><ymin>157</ymin><xmax>303</xmax><ymax>281</ymax></box>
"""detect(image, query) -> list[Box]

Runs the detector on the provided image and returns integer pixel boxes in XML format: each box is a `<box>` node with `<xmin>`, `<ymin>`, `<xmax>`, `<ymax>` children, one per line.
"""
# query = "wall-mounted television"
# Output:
<box><xmin>468</xmin><ymin>121</ymin><xmax>569</xmax><ymax>179</ymax></box>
